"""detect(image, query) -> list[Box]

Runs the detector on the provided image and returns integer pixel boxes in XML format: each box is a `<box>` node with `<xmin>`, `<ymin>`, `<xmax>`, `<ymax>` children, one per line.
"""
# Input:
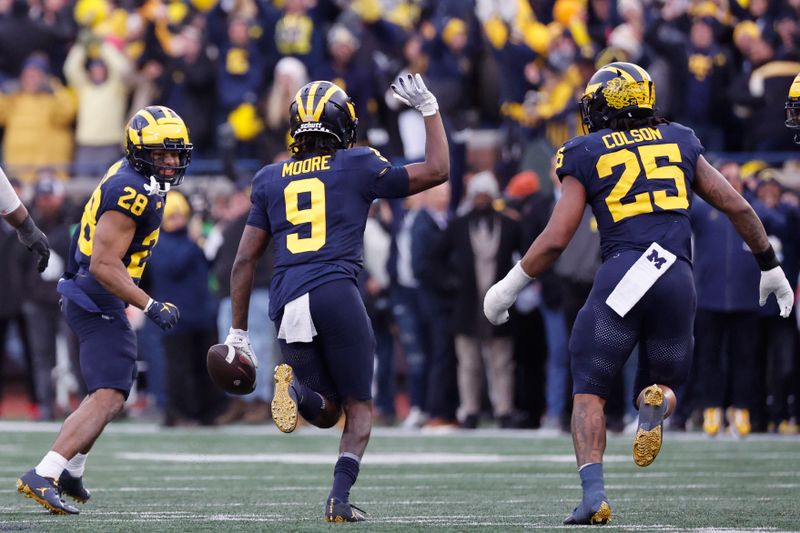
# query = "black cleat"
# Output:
<box><xmin>633</xmin><ymin>384</ymin><xmax>667</xmax><ymax>467</ymax></box>
<box><xmin>271</xmin><ymin>364</ymin><xmax>299</xmax><ymax>433</ymax></box>
<box><xmin>58</xmin><ymin>470</ymin><xmax>91</xmax><ymax>503</ymax></box>
<box><xmin>563</xmin><ymin>500</ymin><xmax>612</xmax><ymax>525</ymax></box>
<box><xmin>16</xmin><ymin>469</ymin><xmax>79</xmax><ymax>515</ymax></box>
<box><xmin>325</xmin><ymin>497</ymin><xmax>366</xmax><ymax>522</ymax></box>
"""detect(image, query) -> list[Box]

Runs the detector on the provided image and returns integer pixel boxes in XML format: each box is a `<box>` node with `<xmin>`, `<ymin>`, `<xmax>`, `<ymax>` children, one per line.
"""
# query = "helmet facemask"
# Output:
<box><xmin>126</xmin><ymin>106</ymin><xmax>193</xmax><ymax>194</ymax></box>
<box><xmin>786</xmin><ymin>99</ymin><xmax>800</xmax><ymax>144</ymax></box>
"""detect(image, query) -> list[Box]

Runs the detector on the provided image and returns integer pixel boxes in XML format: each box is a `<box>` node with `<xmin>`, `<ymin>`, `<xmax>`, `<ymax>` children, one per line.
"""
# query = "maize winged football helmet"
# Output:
<box><xmin>126</xmin><ymin>105</ymin><xmax>193</xmax><ymax>187</ymax></box>
<box><xmin>580</xmin><ymin>62</ymin><xmax>656</xmax><ymax>133</ymax></box>
<box><xmin>289</xmin><ymin>81</ymin><xmax>358</xmax><ymax>149</ymax></box>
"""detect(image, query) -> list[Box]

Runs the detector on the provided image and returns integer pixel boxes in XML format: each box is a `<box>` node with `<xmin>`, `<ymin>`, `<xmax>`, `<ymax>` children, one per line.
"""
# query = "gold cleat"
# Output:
<box><xmin>591</xmin><ymin>501</ymin><xmax>612</xmax><ymax>525</ymax></box>
<box><xmin>703</xmin><ymin>407</ymin><xmax>723</xmax><ymax>436</ymax></box>
<box><xmin>16</xmin><ymin>471</ymin><xmax>79</xmax><ymax>515</ymax></box>
<box><xmin>271</xmin><ymin>364</ymin><xmax>298</xmax><ymax>433</ymax></box>
<box><xmin>727</xmin><ymin>407</ymin><xmax>751</xmax><ymax>438</ymax></box>
<box><xmin>633</xmin><ymin>384</ymin><xmax>665</xmax><ymax>467</ymax></box>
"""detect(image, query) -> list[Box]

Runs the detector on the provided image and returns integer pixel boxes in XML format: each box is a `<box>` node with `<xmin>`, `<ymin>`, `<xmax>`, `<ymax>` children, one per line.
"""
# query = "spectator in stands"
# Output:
<box><xmin>672</xmin><ymin>17</ymin><xmax>731</xmax><ymax>150</ymax></box>
<box><xmin>64</xmin><ymin>31</ymin><xmax>132</xmax><ymax>177</ymax></box>
<box><xmin>389</xmin><ymin>193</ymin><xmax>428</xmax><ymax>428</ymax></box>
<box><xmin>413</xmin><ymin>182</ymin><xmax>458</xmax><ymax>428</ymax></box>
<box><xmin>264</xmin><ymin>57</ymin><xmax>307</xmax><ymax>161</ymax></box>
<box><xmin>273</xmin><ymin>0</ymin><xmax>324</xmax><ymax>75</ymax></box>
<box><xmin>362</xmin><ymin>201</ymin><xmax>395</xmax><ymax>425</ymax></box>
<box><xmin>753</xmin><ymin>177</ymin><xmax>799</xmax><ymax>433</ymax></box>
<box><xmin>0</xmin><ymin>178</ymin><xmax>36</xmax><ymax>417</ymax></box>
<box><xmin>207</xmin><ymin>9</ymin><xmax>270</xmax><ymax>179</ymax></box>
<box><xmin>431</xmin><ymin>171</ymin><xmax>522</xmax><ymax>428</ymax></box>
<box><xmin>690</xmin><ymin>164</ymin><xmax>765</xmax><ymax>438</ymax></box>
<box><xmin>148</xmin><ymin>191</ymin><xmax>225</xmax><ymax>426</ymax></box>
<box><xmin>21</xmin><ymin>175</ymin><xmax>73</xmax><ymax>420</ymax></box>
<box><xmin>0</xmin><ymin>0</ymin><xmax>70</xmax><ymax>82</ymax></box>
<box><xmin>423</xmin><ymin>17</ymin><xmax>474</xmax><ymax>126</ymax></box>
<box><xmin>0</xmin><ymin>54</ymin><xmax>76</xmax><ymax>181</ymax></box>
<box><xmin>315</xmin><ymin>24</ymin><xmax>377</xmax><ymax>138</ymax></box>
<box><xmin>160</xmin><ymin>26</ymin><xmax>216</xmax><ymax>155</ymax></box>
<box><xmin>744</xmin><ymin>41</ymin><xmax>800</xmax><ymax>150</ymax></box>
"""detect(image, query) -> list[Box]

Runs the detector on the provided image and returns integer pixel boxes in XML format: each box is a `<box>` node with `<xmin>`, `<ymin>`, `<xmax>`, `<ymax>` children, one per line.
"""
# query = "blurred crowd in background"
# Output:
<box><xmin>1</xmin><ymin>0</ymin><xmax>800</xmax><ymax>435</ymax></box>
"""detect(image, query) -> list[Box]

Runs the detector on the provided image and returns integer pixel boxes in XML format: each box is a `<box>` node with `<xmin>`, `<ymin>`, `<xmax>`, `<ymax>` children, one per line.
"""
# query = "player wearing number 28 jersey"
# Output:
<box><xmin>227</xmin><ymin>75</ymin><xmax>448</xmax><ymax>522</ymax></box>
<box><xmin>483</xmin><ymin>62</ymin><xmax>794</xmax><ymax>526</ymax></box>
<box><xmin>17</xmin><ymin>106</ymin><xmax>192</xmax><ymax>515</ymax></box>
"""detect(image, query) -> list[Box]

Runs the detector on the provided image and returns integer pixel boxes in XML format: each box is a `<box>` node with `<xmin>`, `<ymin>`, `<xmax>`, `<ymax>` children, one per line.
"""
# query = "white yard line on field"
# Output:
<box><xmin>115</xmin><ymin>451</ymin><xmax>631</xmax><ymax>464</ymax></box>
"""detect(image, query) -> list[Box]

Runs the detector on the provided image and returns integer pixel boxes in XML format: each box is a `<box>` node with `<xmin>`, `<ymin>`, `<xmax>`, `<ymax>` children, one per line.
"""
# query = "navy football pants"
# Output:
<box><xmin>569</xmin><ymin>250</ymin><xmax>696</xmax><ymax>405</ymax></box>
<box><xmin>277</xmin><ymin>278</ymin><xmax>376</xmax><ymax>403</ymax></box>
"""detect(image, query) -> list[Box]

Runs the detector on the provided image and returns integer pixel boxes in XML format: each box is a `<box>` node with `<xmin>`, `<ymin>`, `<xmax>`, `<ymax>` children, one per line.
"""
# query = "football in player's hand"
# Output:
<box><xmin>207</xmin><ymin>344</ymin><xmax>257</xmax><ymax>395</ymax></box>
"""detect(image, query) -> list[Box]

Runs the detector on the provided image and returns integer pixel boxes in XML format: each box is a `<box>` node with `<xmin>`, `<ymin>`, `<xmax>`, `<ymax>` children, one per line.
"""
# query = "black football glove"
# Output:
<box><xmin>16</xmin><ymin>215</ymin><xmax>50</xmax><ymax>273</ymax></box>
<box><xmin>144</xmin><ymin>298</ymin><xmax>180</xmax><ymax>330</ymax></box>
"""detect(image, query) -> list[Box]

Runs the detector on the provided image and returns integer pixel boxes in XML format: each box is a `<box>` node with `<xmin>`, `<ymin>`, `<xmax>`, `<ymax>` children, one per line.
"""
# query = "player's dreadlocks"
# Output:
<box><xmin>607</xmin><ymin>114</ymin><xmax>670</xmax><ymax>132</ymax></box>
<box><xmin>290</xmin><ymin>132</ymin><xmax>341</xmax><ymax>160</ymax></box>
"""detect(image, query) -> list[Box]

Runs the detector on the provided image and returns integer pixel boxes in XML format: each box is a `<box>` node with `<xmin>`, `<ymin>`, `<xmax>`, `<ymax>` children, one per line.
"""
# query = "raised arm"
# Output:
<box><xmin>693</xmin><ymin>155</ymin><xmax>794</xmax><ymax>316</ymax></box>
<box><xmin>484</xmin><ymin>175</ymin><xmax>587</xmax><ymax>325</ymax></box>
<box><xmin>391</xmin><ymin>74</ymin><xmax>450</xmax><ymax>195</ymax></box>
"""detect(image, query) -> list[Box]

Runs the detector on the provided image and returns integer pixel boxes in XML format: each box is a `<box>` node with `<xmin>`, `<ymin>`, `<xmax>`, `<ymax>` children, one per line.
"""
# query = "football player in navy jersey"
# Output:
<box><xmin>16</xmin><ymin>106</ymin><xmax>191</xmax><ymax>515</ymax></box>
<box><xmin>786</xmin><ymin>72</ymin><xmax>800</xmax><ymax>143</ymax></box>
<box><xmin>227</xmin><ymin>74</ymin><xmax>448</xmax><ymax>522</ymax></box>
<box><xmin>484</xmin><ymin>63</ymin><xmax>794</xmax><ymax>525</ymax></box>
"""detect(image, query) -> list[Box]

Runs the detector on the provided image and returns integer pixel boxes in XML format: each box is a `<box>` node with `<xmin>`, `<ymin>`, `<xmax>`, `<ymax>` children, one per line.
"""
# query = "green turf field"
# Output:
<box><xmin>1</xmin><ymin>421</ymin><xmax>798</xmax><ymax>531</ymax></box>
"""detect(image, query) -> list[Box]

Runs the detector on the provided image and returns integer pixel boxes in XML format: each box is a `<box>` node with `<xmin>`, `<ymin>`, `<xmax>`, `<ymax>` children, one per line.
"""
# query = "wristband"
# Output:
<box><xmin>17</xmin><ymin>215</ymin><xmax>38</xmax><ymax>239</ymax></box>
<box><xmin>503</xmin><ymin>261</ymin><xmax>533</xmax><ymax>294</ymax></box>
<box><xmin>754</xmin><ymin>246</ymin><xmax>780</xmax><ymax>271</ymax></box>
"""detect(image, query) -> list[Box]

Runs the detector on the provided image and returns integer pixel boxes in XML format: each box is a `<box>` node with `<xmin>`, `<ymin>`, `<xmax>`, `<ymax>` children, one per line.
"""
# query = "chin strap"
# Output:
<box><xmin>144</xmin><ymin>175</ymin><xmax>170</xmax><ymax>196</ymax></box>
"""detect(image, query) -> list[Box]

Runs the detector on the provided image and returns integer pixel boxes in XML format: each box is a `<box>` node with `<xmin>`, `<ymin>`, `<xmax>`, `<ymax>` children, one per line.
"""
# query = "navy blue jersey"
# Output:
<box><xmin>555</xmin><ymin>122</ymin><xmax>703</xmax><ymax>262</ymax></box>
<box><xmin>71</xmin><ymin>159</ymin><xmax>164</xmax><ymax>305</ymax></box>
<box><xmin>247</xmin><ymin>146</ymin><xmax>409</xmax><ymax>320</ymax></box>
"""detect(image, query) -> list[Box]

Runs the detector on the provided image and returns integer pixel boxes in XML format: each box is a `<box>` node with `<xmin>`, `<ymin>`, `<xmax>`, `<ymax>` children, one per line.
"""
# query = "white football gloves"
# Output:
<box><xmin>391</xmin><ymin>73</ymin><xmax>439</xmax><ymax>117</ymax></box>
<box><xmin>483</xmin><ymin>262</ymin><xmax>533</xmax><ymax>325</ymax></box>
<box><xmin>225</xmin><ymin>327</ymin><xmax>259</xmax><ymax>369</ymax></box>
<box><xmin>759</xmin><ymin>266</ymin><xmax>794</xmax><ymax>318</ymax></box>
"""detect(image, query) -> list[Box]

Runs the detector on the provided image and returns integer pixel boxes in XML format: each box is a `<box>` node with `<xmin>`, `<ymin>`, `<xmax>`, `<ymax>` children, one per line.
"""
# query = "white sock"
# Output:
<box><xmin>340</xmin><ymin>452</ymin><xmax>361</xmax><ymax>463</ymax></box>
<box><xmin>35</xmin><ymin>451</ymin><xmax>68</xmax><ymax>480</ymax></box>
<box><xmin>65</xmin><ymin>453</ymin><xmax>88</xmax><ymax>477</ymax></box>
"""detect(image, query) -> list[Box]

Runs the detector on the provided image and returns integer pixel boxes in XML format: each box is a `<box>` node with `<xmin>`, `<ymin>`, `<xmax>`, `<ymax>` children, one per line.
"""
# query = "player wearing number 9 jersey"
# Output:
<box><xmin>16</xmin><ymin>106</ymin><xmax>192</xmax><ymax>516</ymax></box>
<box><xmin>483</xmin><ymin>62</ymin><xmax>794</xmax><ymax>526</ymax></box>
<box><xmin>228</xmin><ymin>75</ymin><xmax>448</xmax><ymax>522</ymax></box>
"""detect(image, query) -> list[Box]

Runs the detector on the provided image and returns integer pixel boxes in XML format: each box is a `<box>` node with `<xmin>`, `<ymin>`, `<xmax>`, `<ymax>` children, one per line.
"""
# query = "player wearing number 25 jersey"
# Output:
<box><xmin>17</xmin><ymin>106</ymin><xmax>192</xmax><ymax>516</ymax></box>
<box><xmin>483</xmin><ymin>62</ymin><xmax>793</xmax><ymax>526</ymax></box>
<box><xmin>227</xmin><ymin>75</ymin><xmax>448</xmax><ymax>522</ymax></box>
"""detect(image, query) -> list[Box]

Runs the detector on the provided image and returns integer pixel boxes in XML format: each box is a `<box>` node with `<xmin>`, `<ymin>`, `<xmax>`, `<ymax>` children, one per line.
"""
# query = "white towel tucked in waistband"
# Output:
<box><xmin>605</xmin><ymin>242</ymin><xmax>677</xmax><ymax>317</ymax></box>
<box><xmin>277</xmin><ymin>293</ymin><xmax>318</xmax><ymax>343</ymax></box>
